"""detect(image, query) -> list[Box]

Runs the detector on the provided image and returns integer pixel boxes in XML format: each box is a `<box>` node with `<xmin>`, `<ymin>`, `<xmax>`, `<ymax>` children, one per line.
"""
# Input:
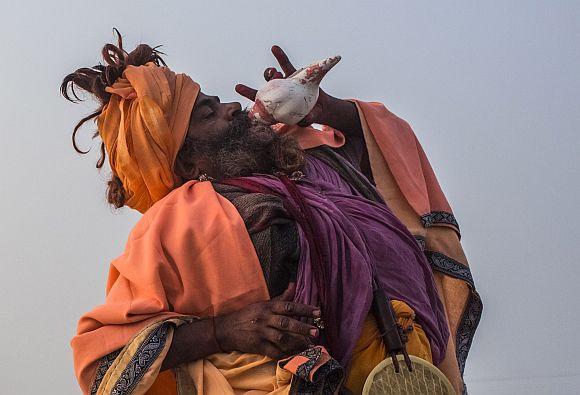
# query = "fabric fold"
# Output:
<box><xmin>72</xmin><ymin>181</ymin><xmax>269</xmax><ymax>394</ymax></box>
<box><xmin>74</xmin><ymin>98</ymin><xmax>480</xmax><ymax>394</ymax></box>
<box><xmin>277</xmin><ymin>100</ymin><xmax>481</xmax><ymax>390</ymax></box>
<box><xmin>98</xmin><ymin>62</ymin><xmax>200</xmax><ymax>213</ymax></box>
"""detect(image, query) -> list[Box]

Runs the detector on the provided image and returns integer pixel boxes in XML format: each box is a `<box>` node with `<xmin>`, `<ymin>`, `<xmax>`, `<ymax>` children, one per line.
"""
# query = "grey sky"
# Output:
<box><xmin>1</xmin><ymin>1</ymin><xmax>578</xmax><ymax>394</ymax></box>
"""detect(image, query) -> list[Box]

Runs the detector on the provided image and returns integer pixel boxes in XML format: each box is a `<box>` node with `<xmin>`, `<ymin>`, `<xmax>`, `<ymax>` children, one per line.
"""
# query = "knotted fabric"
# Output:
<box><xmin>98</xmin><ymin>62</ymin><xmax>200</xmax><ymax>213</ymax></box>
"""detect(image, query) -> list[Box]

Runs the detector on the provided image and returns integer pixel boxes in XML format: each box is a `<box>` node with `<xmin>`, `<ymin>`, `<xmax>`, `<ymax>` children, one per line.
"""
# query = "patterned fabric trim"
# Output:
<box><xmin>109</xmin><ymin>322</ymin><xmax>170</xmax><ymax>395</ymax></box>
<box><xmin>90</xmin><ymin>349</ymin><xmax>122</xmax><ymax>395</ymax></box>
<box><xmin>421</xmin><ymin>211</ymin><xmax>460</xmax><ymax>234</ymax></box>
<box><xmin>414</xmin><ymin>235</ymin><xmax>426</xmax><ymax>251</ymax></box>
<box><xmin>456</xmin><ymin>290</ymin><xmax>483</xmax><ymax>377</ymax></box>
<box><xmin>425</xmin><ymin>251</ymin><xmax>474</xmax><ymax>287</ymax></box>
<box><xmin>294</xmin><ymin>359</ymin><xmax>343</xmax><ymax>395</ymax></box>
<box><xmin>425</xmin><ymin>250</ymin><xmax>482</xmax><ymax>392</ymax></box>
<box><xmin>294</xmin><ymin>347</ymin><xmax>322</xmax><ymax>381</ymax></box>
<box><xmin>279</xmin><ymin>347</ymin><xmax>344</xmax><ymax>395</ymax></box>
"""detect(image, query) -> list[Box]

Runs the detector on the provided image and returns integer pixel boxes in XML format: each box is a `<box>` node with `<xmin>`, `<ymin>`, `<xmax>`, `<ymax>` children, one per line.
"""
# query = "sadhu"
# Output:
<box><xmin>62</xmin><ymin>31</ymin><xmax>481</xmax><ymax>395</ymax></box>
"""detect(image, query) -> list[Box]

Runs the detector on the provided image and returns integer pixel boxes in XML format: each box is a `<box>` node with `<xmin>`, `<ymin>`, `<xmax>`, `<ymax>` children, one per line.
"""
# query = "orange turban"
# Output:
<box><xmin>97</xmin><ymin>62</ymin><xmax>200</xmax><ymax>213</ymax></box>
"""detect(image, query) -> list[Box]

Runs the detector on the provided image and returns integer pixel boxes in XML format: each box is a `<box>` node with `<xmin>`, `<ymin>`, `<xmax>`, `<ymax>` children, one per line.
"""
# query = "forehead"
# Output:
<box><xmin>192</xmin><ymin>91</ymin><xmax>214</xmax><ymax>111</ymax></box>
<box><xmin>194</xmin><ymin>91</ymin><xmax>209</xmax><ymax>105</ymax></box>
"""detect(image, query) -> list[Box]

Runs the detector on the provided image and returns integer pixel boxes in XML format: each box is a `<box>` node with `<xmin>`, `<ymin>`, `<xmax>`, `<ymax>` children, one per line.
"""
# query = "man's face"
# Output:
<box><xmin>187</xmin><ymin>92</ymin><xmax>242</xmax><ymax>141</ymax></box>
<box><xmin>175</xmin><ymin>90</ymin><xmax>304</xmax><ymax>182</ymax></box>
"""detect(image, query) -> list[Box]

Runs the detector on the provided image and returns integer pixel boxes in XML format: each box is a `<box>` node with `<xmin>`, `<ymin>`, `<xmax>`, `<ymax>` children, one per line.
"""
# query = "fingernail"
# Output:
<box><xmin>313</xmin><ymin>309</ymin><xmax>321</xmax><ymax>317</ymax></box>
<box><xmin>310</xmin><ymin>328</ymin><xmax>318</xmax><ymax>337</ymax></box>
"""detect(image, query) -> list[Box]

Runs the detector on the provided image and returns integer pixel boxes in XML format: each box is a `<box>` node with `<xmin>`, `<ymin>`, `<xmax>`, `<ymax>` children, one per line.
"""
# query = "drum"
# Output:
<box><xmin>362</xmin><ymin>355</ymin><xmax>455</xmax><ymax>395</ymax></box>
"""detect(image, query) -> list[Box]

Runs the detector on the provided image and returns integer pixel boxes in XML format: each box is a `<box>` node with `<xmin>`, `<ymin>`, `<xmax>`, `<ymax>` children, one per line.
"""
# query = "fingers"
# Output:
<box><xmin>264</xmin><ymin>67</ymin><xmax>284</xmax><ymax>81</ymax></box>
<box><xmin>260</xmin><ymin>327</ymin><xmax>311</xmax><ymax>355</ymax></box>
<box><xmin>260</xmin><ymin>341</ymin><xmax>285</xmax><ymax>359</ymax></box>
<box><xmin>271</xmin><ymin>45</ymin><xmax>297</xmax><ymax>76</ymax></box>
<box><xmin>270</xmin><ymin>300</ymin><xmax>321</xmax><ymax>318</ymax></box>
<box><xmin>268</xmin><ymin>314</ymin><xmax>319</xmax><ymax>338</ymax></box>
<box><xmin>235</xmin><ymin>84</ymin><xmax>257</xmax><ymax>101</ymax></box>
<box><xmin>236</xmin><ymin>46</ymin><xmax>295</xmax><ymax>103</ymax></box>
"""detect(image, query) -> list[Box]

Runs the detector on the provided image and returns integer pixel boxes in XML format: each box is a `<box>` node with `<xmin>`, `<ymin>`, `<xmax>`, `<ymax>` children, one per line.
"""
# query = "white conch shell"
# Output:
<box><xmin>250</xmin><ymin>55</ymin><xmax>341</xmax><ymax>125</ymax></box>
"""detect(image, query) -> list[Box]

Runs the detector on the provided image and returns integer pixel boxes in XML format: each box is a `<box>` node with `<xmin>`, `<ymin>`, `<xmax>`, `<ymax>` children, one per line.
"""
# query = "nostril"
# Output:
<box><xmin>229</xmin><ymin>102</ymin><xmax>242</xmax><ymax>118</ymax></box>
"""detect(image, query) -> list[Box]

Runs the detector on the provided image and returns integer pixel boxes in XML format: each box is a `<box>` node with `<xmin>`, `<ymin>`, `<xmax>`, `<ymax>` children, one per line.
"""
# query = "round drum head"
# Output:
<box><xmin>362</xmin><ymin>355</ymin><xmax>455</xmax><ymax>395</ymax></box>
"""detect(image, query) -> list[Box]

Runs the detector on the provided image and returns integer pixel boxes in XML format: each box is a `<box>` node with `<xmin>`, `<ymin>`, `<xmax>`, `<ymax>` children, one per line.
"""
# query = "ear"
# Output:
<box><xmin>174</xmin><ymin>158</ymin><xmax>200</xmax><ymax>183</ymax></box>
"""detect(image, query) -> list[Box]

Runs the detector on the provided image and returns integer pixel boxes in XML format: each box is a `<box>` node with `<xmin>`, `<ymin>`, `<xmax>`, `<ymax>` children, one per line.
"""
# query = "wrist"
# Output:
<box><xmin>213</xmin><ymin>315</ymin><xmax>231</xmax><ymax>353</ymax></box>
<box><xmin>318</xmin><ymin>94</ymin><xmax>352</xmax><ymax>127</ymax></box>
<box><xmin>210</xmin><ymin>316</ymin><xmax>225</xmax><ymax>353</ymax></box>
<box><xmin>318</xmin><ymin>94</ymin><xmax>362</xmax><ymax>136</ymax></box>
<box><xmin>182</xmin><ymin>318</ymin><xmax>222</xmax><ymax>354</ymax></box>
<box><xmin>161</xmin><ymin>318</ymin><xmax>222</xmax><ymax>370</ymax></box>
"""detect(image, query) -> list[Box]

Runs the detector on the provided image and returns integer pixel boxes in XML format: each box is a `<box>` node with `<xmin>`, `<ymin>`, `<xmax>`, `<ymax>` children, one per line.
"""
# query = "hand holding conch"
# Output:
<box><xmin>236</xmin><ymin>46</ymin><xmax>339</xmax><ymax>126</ymax></box>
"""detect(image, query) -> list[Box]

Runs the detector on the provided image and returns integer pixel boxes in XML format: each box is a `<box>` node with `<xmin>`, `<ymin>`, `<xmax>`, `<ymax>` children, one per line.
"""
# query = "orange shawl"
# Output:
<box><xmin>72</xmin><ymin>181</ymin><xmax>269</xmax><ymax>393</ymax></box>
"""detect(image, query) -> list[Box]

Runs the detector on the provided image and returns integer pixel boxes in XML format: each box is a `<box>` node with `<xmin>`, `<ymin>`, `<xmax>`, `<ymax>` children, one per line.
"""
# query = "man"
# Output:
<box><xmin>63</xmin><ymin>34</ymin><xmax>481</xmax><ymax>394</ymax></box>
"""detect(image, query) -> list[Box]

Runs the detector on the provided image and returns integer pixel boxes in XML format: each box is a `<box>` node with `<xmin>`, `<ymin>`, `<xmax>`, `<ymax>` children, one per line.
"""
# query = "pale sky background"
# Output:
<box><xmin>1</xmin><ymin>1</ymin><xmax>578</xmax><ymax>394</ymax></box>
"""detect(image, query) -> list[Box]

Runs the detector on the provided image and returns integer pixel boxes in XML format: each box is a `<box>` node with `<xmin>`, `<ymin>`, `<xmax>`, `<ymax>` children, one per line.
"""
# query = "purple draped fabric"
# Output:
<box><xmin>241</xmin><ymin>155</ymin><xmax>449</xmax><ymax>367</ymax></box>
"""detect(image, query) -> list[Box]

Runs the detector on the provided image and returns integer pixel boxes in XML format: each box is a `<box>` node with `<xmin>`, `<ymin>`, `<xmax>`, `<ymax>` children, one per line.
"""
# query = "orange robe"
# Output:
<box><xmin>73</xmin><ymin>101</ymin><xmax>481</xmax><ymax>395</ymax></box>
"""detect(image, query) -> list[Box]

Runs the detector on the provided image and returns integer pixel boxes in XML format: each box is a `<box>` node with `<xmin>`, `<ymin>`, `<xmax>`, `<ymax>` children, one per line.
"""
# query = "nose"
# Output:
<box><xmin>225</xmin><ymin>102</ymin><xmax>242</xmax><ymax>120</ymax></box>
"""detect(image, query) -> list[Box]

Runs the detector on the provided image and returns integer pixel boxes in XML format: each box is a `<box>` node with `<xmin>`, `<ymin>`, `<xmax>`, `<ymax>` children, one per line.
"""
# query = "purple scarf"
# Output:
<box><xmin>225</xmin><ymin>158</ymin><xmax>449</xmax><ymax>367</ymax></box>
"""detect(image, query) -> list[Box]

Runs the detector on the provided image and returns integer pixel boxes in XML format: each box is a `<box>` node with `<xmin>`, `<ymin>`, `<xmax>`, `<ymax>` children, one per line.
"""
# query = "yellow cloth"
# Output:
<box><xmin>98</xmin><ymin>62</ymin><xmax>200</xmax><ymax>213</ymax></box>
<box><xmin>345</xmin><ymin>301</ymin><xmax>433</xmax><ymax>394</ymax></box>
<box><xmin>180</xmin><ymin>353</ymin><xmax>291</xmax><ymax>394</ymax></box>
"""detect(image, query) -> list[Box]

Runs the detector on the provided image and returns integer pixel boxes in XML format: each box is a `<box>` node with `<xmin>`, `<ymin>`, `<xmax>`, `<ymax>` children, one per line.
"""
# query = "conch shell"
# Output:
<box><xmin>249</xmin><ymin>55</ymin><xmax>341</xmax><ymax>125</ymax></box>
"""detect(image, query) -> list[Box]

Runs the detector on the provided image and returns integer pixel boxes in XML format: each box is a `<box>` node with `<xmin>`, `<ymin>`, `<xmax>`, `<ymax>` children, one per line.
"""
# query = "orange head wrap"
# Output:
<box><xmin>97</xmin><ymin>62</ymin><xmax>200</xmax><ymax>213</ymax></box>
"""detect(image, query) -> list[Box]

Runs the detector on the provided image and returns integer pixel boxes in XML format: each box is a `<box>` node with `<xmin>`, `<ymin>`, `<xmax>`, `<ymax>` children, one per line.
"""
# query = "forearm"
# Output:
<box><xmin>161</xmin><ymin>289</ymin><xmax>320</xmax><ymax>371</ymax></box>
<box><xmin>318</xmin><ymin>94</ymin><xmax>363</xmax><ymax>137</ymax></box>
<box><xmin>160</xmin><ymin>318</ymin><xmax>221</xmax><ymax>371</ymax></box>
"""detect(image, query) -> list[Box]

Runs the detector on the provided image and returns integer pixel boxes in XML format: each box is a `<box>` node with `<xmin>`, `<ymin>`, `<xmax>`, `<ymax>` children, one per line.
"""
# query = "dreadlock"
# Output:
<box><xmin>60</xmin><ymin>29</ymin><xmax>166</xmax><ymax>208</ymax></box>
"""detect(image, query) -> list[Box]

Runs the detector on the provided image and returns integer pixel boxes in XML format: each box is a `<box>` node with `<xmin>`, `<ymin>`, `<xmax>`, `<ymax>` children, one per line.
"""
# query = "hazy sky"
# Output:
<box><xmin>1</xmin><ymin>1</ymin><xmax>578</xmax><ymax>394</ymax></box>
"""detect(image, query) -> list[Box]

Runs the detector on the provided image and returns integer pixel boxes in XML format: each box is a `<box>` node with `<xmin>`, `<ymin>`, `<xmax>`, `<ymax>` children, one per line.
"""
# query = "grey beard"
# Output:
<box><xmin>181</xmin><ymin>111</ymin><xmax>305</xmax><ymax>180</ymax></box>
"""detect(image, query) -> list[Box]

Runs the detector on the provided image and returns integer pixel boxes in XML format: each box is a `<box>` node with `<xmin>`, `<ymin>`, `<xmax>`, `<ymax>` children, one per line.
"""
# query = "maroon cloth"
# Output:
<box><xmin>227</xmin><ymin>155</ymin><xmax>449</xmax><ymax>367</ymax></box>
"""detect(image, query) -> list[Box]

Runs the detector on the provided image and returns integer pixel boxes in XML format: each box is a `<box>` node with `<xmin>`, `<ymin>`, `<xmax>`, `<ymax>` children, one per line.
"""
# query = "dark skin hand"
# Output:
<box><xmin>161</xmin><ymin>283</ymin><xmax>320</xmax><ymax>371</ymax></box>
<box><xmin>235</xmin><ymin>45</ymin><xmax>363</xmax><ymax>137</ymax></box>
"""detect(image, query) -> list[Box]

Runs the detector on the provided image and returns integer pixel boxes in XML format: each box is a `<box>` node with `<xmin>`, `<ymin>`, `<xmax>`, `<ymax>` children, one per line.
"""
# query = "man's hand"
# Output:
<box><xmin>235</xmin><ymin>45</ymin><xmax>331</xmax><ymax>127</ymax></box>
<box><xmin>236</xmin><ymin>45</ymin><xmax>362</xmax><ymax>136</ymax></box>
<box><xmin>214</xmin><ymin>283</ymin><xmax>320</xmax><ymax>359</ymax></box>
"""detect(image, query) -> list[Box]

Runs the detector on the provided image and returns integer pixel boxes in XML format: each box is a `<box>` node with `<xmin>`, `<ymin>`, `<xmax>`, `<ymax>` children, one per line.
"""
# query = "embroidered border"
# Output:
<box><xmin>414</xmin><ymin>235</ymin><xmax>426</xmax><ymax>251</ymax></box>
<box><xmin>421</xmin><ymin>211</ymin><xmax>460</xmax><ymax>233</ymax></box>
<box><xmin>281</xmin><ymin>347</ymin><xmax>344</xmax><ymax>395</ymax></box>
<box><xmin>109</xmin><ymin>322</ymin><xmax>170</xmax><ymax>395</ymax></box>
<box><xmin>456</xmin><ymin>290</ymin><xmax>483</xmax><ymax>376</ymax></box>
<box><xmin>90</xmin><ymin>349</ymin><xmax>122</xmax><ymax>395</ymax></box>
<box><xmin>425</xmin><ymin>250</ymin><xmax>482</xmax><ymax>389</ymax></box>
<box><xmin>294</xmin><ymin>359</ymin><xmax>344</xmax><ymax>395</ymax></box>
<box><xmin>425</xmin><ymin>251</ymin><xmax>474</xmax><ymax>287</ymax></box>
<box><xmin>294</xmin><ymin>347</ymin><xmax>322</xmax><ymax>380</ymax></box>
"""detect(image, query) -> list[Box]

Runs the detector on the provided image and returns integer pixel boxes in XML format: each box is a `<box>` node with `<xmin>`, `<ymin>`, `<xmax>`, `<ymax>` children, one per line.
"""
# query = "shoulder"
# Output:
<box><xmin>128</xmin><ymin>181</ymin><xmax>226</xmax><ymax>240</ymax></box>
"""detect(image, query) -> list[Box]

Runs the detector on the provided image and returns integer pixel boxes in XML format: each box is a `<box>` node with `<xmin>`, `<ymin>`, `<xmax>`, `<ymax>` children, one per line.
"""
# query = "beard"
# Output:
<box><xmin>177</xmin><ymin>111</ymin><xmax>305</xmax><ymax>180</ymax></box>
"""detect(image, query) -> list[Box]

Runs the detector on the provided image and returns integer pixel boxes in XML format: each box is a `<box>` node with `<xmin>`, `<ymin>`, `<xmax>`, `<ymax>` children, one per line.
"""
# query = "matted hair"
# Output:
<box><xmin>61</xmin><ymin>30</ymin><xmax>165</xmax><ymax>208</ymax></box>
